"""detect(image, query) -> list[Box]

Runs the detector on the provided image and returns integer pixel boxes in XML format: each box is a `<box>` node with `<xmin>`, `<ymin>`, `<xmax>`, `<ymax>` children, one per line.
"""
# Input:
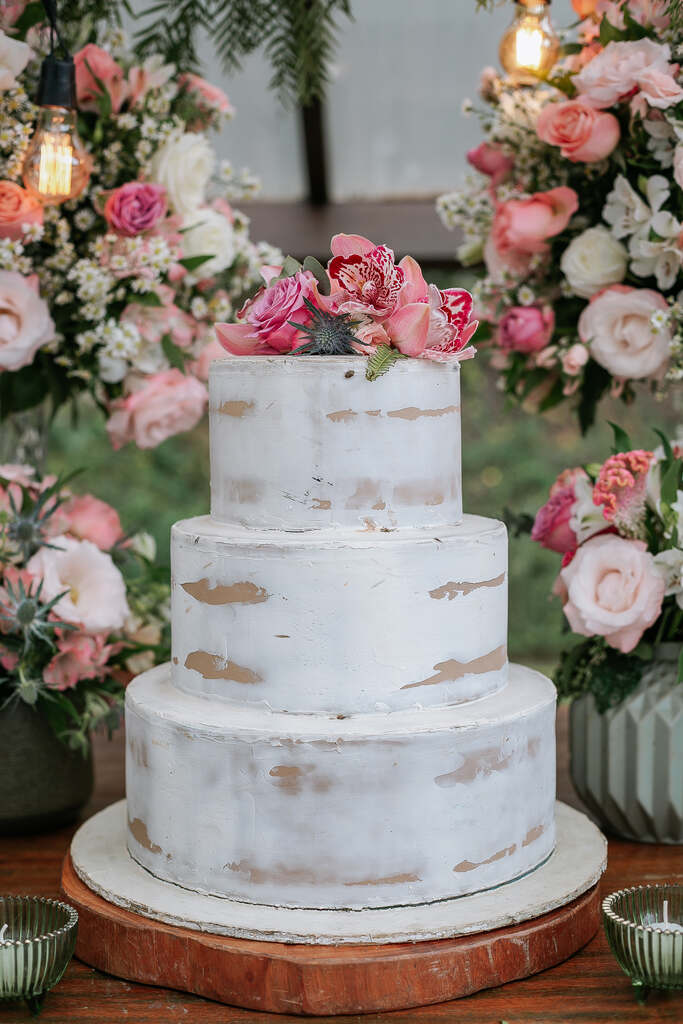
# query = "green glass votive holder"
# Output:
<box><xmin>603</xmin><ymin>885</ymin><xmax>683</xmax><ymax>1003</ymax></box>
<box><xmin>0</xmin><ymin>896</ymin><xmax>78</xmax><ymax>1014</ymax></box>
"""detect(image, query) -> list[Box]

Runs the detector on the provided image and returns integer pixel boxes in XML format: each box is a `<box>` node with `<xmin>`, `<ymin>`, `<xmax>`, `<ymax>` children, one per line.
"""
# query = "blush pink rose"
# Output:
<box><xmin>493</xmin><ymin>187</ymin><xmax>579</xmax><ymax>256</ymax></box>
<box><xmin>484</xmin><ymin>233</ymin><xmax>534</xmax><ymax>284</ymax></box>
<box><xmin>104</xmin><ymin>182</ymin><xmax>167</xmax><ymax>237</ymax></box>
<box><xmin>559</xmin><ymin>534</ymin><xmax>665</xmax><ymax>653</ymax></box>
<box><xmin>0</xmin><ymin>180</ymin><xmax>42</xmax><ymax>240</ymax></box>
<box><xmin>0</xmin><ymin>271</ymin><xmax>54</xmax><ymax>371</ymax></box>
<box><xmin>216</xmin><ymin>269</ymin><xmax>323</xmax><ymax>355</ymax></box>
<box><xmin>636</xmin><ymin>67</ymin><xmax>683</xmax><ymax>110</ymax></box>
<box><xmin>180</xmin><ymin>73</ymin><xmax>234</xmax><ymax>116</ymax></box>
<box><xmin>466</xmin><ymin>142</ymin><xmax>514</xmax><ymax>186</ymax></box>
<box><xmin>537</xmin><ymin>100</ymin><xmax>620</xmax><ymax>162</ymax></box>
<box><xmin>531</xmin><ymin>486</ymin><xmax>578</xmax><ymax>554</ymax></box>
<box><xmin>106</xmin><ymin>369</ymin><xmax>207</xmax><ymax>450</ymax></box>
<box><xmin>44</xmin><ymin>631</ymin><xmax>112</xmax><ymax>691</ymax></box>
<box><xmin>574</xmin><ymin>38</ymin><xmax>674</xmax><ymax>108</ymax></box>
<box><xmin>498</xmin><ymin>306</ymin><xmax>555</xmax><ymax>353</ymax></box>
<box><xmin>562</xmin><ymin>343</ymin><xmax>590</xmax><ymax>376</ymax></box>
<box><xmin>62</xmin><ymin>494</ymin><xmax>123</xmax><ymax>550</ymax></box>
<box><xmin>578</xmin><ymin>285</ymin><xmax>671</xmax><ymax>379</ymax></box>
<box><xmin>74</xmin><ymin>44</ymin><xmax>128</xmax><ymax>113</ymax></box>
<box><xmin>122</xmin><ymin>286</ymin><xmax>197</xmax><ymax>352</ymax></box>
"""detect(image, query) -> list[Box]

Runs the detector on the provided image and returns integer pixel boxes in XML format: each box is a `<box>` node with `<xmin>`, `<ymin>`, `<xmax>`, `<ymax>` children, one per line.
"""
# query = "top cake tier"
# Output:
<box><xmin>210</xmin><ymin>356</ymin><xmax>462</xmax><ymax>531</ymax></box>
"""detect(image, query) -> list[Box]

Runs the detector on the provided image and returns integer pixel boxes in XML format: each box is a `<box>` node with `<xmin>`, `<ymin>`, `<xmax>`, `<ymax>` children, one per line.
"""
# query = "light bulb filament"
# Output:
<box><xmin>37</xmin><ymin>131</ymin><xmax>74</xmax><ymax>198</ymax></box>
<box><xmin>515</xmin><ymin>26</ymin><xmax>544</xmax><ymax>71</ymax></box>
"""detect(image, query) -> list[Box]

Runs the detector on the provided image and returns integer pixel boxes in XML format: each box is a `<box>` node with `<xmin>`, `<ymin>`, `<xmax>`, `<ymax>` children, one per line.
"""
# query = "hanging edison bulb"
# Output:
<box><xmin>499</xmin><ymin>0</ymin><xmax>560</xmax><ymax>86</ymax></box>
<box><xmin>23</xmin><ymin>55</ymin><xmax>91</xmax><ymax>206</ymax></box>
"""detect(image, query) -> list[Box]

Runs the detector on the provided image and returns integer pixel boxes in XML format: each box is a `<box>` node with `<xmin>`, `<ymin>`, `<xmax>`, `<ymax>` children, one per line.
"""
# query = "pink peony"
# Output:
<box><xmin>498</xmin><ymin>306</ymin><xmax>555</xmax><ymax>354</ymax></box>
<box><xmin>593</xmin><ymin>450</ymin><xmax>653</xmax><ymax>534</ymax></box>
<box><xmin>536</xmin><ymin>100</ymin><xmax>620</xmax><ymax>162</ymax></box>
<box><xmin>180</xmin><ymin>73</ymin><xmax>234</xmax><ymax>116</ymax></box>
<box><xmin>62</xmin><ymin>494</ymin><xmax>123</xmax><ymax>550</ymax></box>
<box><xmin>104</xmin><ymin>182</ymin><xmax>167</xmax><ymax>237</ymax></box>
<box><xmin>106</xmin><ymin>369</ymin><xmax>207</xmax><ymax>450</ymax></box>
<box><xmin>328</xmin><ymin>234</ymin><xmax>404</xmax><ymax>319</ymax></box>
<box><xmin>0</xmin><ymin>180</ymin><xmax>42</xmax><ymax>240</ymax></box>
<box><xmin>574</xmin><ymin>38</ymin><xmax>675</xmax><ymax>109</ymax></box>
<box><xmin>43</xmin><ymin>631</ymin><xmax>112</xmax><ymax>691</ymax></box>
<box><xmin>492</xmin><ymin>187</ymin><xmax>579</xmax><ymax>256</ymax></box>
<box><xmin>559</xmin><ymin>534</ymin><xmax>665</xmax><ymax>653</ymax></box>
<box><xmin>532</xmin><ymin>487</ymin><xmax>579</xmax><ymax>554</ymax></box>
<box><xmin>0</xmin><ymin>271</ymin><xmax>54</xmax><ymax>371</ymax></box>
<box><xmin>74</xmin><ymin>44</ymin><xmax>127</xmax><ymax>113</ymax></box>
<box><xmin>578</xmin><ymin>284</ymin><xmax>671</xmax><ymax>380</ymax></box>
<box><xmin>466</xmin><ymin>142</ymin><xmax>514</xmax><ymax>186</ymax></box>
<box><xmin>216</xmin><ymin>268</ymin><xmax>323</xmax><ymax>355</ymax></box>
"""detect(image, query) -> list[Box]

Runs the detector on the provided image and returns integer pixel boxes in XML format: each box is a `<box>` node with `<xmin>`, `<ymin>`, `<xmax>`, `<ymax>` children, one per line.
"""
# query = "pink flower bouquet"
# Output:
<box><xmin>0</xmin><ymin>12</ymin><xmax>281</xmax><ymax>450</ymax></box>
<box><xmin>0</xmin><ymin>466</ymin><xmax>170</xmax><ymax>752</ymax></box>
<box><xmin>439</xmin><ymin>1</ymin><xmax>683</xmax><ymax>430</ymax></box>
<box><xmin>529</xmin><ymin>425</ymin><xmax>683</xmax><ymax>709</ymax></box>
<box><xmin>215</xmin><ymin>234</ymin><xmax>479</xmax><ymax>378</ymax></box>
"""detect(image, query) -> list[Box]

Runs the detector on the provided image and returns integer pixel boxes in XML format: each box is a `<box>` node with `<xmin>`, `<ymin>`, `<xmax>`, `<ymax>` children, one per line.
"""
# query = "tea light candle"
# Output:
<box><xmin>645</xmin><ymin>900</ymin><xmax>683</xmax><ymax>934</ymax></box>
<box><xmin>0</xmin><ymin>926</ymin><xmax>7</xmax><ymax>944</ymax></box>
<box><xmin>603</xmin><ymin>884</ymin><xmax>683</xmax><ymax>1002</ymax></box>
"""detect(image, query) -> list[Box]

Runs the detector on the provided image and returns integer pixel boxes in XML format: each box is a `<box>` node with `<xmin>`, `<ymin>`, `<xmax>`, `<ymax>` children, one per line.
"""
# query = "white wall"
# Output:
<box><xmin>132</xmin><ymin>0</ymin><xmax>575</xmax><ymax>200</ymax></box>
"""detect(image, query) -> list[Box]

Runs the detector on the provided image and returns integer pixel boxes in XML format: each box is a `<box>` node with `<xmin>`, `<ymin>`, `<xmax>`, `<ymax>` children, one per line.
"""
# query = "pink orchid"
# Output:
<box><xmin>328</xmin><ymin>234</ymin><xmax>404</xmax><ymax>318</ymax></box>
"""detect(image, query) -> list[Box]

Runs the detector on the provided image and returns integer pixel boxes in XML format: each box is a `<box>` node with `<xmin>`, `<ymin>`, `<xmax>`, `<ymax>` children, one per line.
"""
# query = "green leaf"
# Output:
<box><xmin>13</xmin><ymin>1</ymin><xmax>45</xmax><ymax>33</ymax></box>
<box><xmin>303</xmin><ymin>256</ymin><xmax>331</xmax><ymax>295</ymax></box>
<box><xmin>280</xmin><ymin>255</ymin><xmax>303</xmax><ymax>278</ymax></box>
<box><xmin>161</xmin><ymin>333</ymin><xmax>188</xmax><ymax>372</ymax></box>
<box><xmin>653</xmin><ymin>428</ymin><xmax>673</xmax><ymax>464</ymax></box>
<box><xmin>131</xmin><ymin>290</ymin><xmax>163</xmax><ymax>307</ymax></box>
<box><xmin>365</xmin><ymin>345</ymin><xmax>405</xmax><ymax>382</ymax></box>
<box><xmin>599</xmin><ymin>14</ymin><xmax>626</xmax><ymax>45</ymax></box>
<box><xmin>608</xmin><ymin>421</ymin><xmax>632</xmax><ymax>454</ymax></box>
<box><xmin>660</xmin><ymin>457</ymin><xmax>681</xmax><ymax>506</ymax></box>
<box><xmin>678</xmin><ymin>647</ymin><xmax>683</xmax><ymax>685</ymax></box>
<box><xmin>578</xmin><ymin>360</ymin><xmax>611</xmax><ymax>435</ymax></box>
<box><xmin>178</xmin><ymin>254</ymin><xmax>214</xmax><ymax>272</ymax></box>
<box><xmin>84</xmin><ymin>59</ymin><xmax>113</xmax><ymax>120</ymax></box>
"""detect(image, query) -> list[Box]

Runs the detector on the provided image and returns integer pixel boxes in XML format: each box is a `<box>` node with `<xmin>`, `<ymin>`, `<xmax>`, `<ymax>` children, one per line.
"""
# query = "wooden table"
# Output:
<box><xmin>0</xmin><ymin>709</ymin><xmax>680</xmax><ymax>1023</ymax></box>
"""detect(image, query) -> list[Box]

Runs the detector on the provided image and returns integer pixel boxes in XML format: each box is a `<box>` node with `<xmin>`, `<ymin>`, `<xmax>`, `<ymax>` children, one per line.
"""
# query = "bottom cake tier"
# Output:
<box><xmin>125</xmin><ymin>663</ymin><xmax>556</xmax><ymax>911</ymax></box>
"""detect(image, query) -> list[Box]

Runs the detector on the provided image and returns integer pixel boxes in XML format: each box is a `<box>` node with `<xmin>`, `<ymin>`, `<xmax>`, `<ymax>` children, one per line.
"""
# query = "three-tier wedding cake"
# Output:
<box><xmin>125</xmin><ymin>354</ymin><xmax>557</xmax><ymax>915</ymax></box>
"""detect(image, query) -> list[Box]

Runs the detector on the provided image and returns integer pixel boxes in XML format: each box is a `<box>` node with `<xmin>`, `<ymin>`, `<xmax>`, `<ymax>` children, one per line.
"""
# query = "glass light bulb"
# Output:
<box><xmin>22</xmin><ymin>107</ymin><xmax>91</xmax><ymax>205</ymax></box>
<box><xmin>499</xmin><ymin>1</ymin><xmax>560</xmax><ymax>85</ymax></box>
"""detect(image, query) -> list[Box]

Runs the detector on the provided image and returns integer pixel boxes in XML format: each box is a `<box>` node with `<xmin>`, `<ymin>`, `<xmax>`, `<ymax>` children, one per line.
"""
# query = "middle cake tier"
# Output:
<box><xmin>171</xmin><ymin>514</ymin><xmax>508</xmax><ymax>715</ymax></box>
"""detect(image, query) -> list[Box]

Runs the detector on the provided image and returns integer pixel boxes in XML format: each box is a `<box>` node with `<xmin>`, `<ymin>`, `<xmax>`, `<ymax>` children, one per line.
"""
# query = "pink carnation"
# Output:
<box><xmin>593</xmin><ymin>450</ymin><xmax>653</xmax><ymax>534</ymax></box>
<box><xmin>106</xmin><ymin>369</ymin><xmax>207</xmax><ymax>450</ymax></box>
<box><xmin>74</xmin><ymin>43</ymin><xmax>128</xmax><ymax>114</ymax></box>
<box><xmin>44</xmin><ymin>631</ymin><xmax>112</xmax><ymax>691</ymax></box>
<box><xmin>62</xmin><ymin>494</ymin><xmax>123</xmax><ymax>550</ymax></box>
<box><xmin>104</xmin><ymin>182</ymin><xmax>167</xmax><ymax>237</ymax></box>
<box><xmin>497</xmin><ymin>306</ymin><xmax>555</xmax><ymax>354</ymax></box>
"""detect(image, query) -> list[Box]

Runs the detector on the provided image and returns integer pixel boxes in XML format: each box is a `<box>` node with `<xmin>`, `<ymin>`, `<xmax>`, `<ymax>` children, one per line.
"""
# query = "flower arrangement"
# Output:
<box><xmin>216</xmin><ymin>233</ymin><xmax>479</xmax><ymax>378</ymax></box>
<box><xmin>0</xmin><ymin>464</ymin><xmax>170</xmax><ymax>752</ymax></box>
<box><xmin>530</xmin><ymin>425</ymin><xmax>683</xmax><ymax>710</ymax></box>
<box><xmin>0</xmin><ymin>6</ymin><xmax>281</xmax><ymax>449</ymax></box>
<box><xmin>438</xmin><ymin>0</ymin><xmax>683</xmax><ymax>430</ymax></box>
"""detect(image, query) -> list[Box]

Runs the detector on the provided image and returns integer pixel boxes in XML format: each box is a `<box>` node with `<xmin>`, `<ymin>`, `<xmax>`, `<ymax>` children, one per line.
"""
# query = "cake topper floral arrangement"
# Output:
<box><xmin>0</xmin><ymin>464</ymin><xmax>170</xmax><ymax>753</ymax></box>
<box><xmin>216</xmin><ymin>233</ymin><xmax>479</xmax><ymax>379</ymax></box>
<box><xmin>530</xmin><ymin>425</ymin><xmax>683</xmax><ymax>709</ymax></box>
<box><xmin>0</xmin><ymin>5</ymin><xmax>281</xmax><ymax>450</ymax></box>
<box><xmin>439</xmin><ymin>0</ymin><xmax>683</xmax><ymax>430</ymax></box>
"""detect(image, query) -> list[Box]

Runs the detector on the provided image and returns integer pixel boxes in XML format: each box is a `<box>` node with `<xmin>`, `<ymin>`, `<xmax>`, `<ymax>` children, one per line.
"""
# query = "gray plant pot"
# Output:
<box><xmin>569</xmin><ymin>644</ymin><xmax>682</xmax><ymax>844</ymax></box>
<box><xmin>0</xmin><ymin>700</ymin><xmax>93</xmax><ymax>836</ymax></box>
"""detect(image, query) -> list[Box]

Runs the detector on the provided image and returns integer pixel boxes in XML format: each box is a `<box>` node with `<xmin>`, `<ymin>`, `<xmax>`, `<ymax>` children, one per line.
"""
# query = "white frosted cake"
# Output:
<box><xmin>125</xmin><ymin>356</ymin><xmax>556</xmax><ymax>914</ymax></box>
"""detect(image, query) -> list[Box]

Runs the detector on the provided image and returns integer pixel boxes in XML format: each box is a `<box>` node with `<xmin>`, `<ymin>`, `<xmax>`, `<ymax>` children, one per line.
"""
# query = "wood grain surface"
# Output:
<box><xmin>0</xmin><ymin>707</ymin><xmax>681</xmax><ymax>1022</ymax></box>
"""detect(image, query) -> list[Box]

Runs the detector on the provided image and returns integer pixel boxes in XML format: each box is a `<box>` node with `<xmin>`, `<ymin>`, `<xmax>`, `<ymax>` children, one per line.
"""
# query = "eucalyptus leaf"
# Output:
<box><xmin>303</xmin><ymin>256</ymin><xmax>331</xmax><ymax>295</ymax></box>
<box><xmin>281</xmin><ymin>255</ymin><xmax>303</xmax><ymax>278</ymax></box>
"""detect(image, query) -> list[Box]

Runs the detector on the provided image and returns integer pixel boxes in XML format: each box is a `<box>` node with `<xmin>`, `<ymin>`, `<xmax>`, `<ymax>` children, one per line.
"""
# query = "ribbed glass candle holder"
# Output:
<box><xmin>0</xmin><ymin>896</ymin><xmax>78</xmax><ymax>1012</ymax></box>
<box><xmin>603</xmin><ymin>885</ymin><xmax>683</xmax><ymax>1002</ymax></box>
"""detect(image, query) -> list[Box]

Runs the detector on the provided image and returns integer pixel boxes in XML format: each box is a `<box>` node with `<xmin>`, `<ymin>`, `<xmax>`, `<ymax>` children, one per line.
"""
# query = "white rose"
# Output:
<box><xmin>0</xmin><ymin>31</ymin><xmax>32</xmax><ymax>90</ymax></box>
<box><xmin>148</xmin><ymin>131</ymin><xmax>214</xmax><ymax>217</ymax></box>
<box><xmin>27</xmin><ymin>535</ymin><xmax>130</xmax><ymax>634</ymax></box>
<box><xmin>578</xmin><ymin>285</ymin><xmax>671</xmax><ymax>379</ymax></box>
<box><xmin>561</xmin><ymin>227</ymin><xmax>628</xmax><ymax>299</ymax></box>
<box><xmin>181</xmin><ymin>207</ymin><xmax>236</xmax><ymax>277</ymax></box>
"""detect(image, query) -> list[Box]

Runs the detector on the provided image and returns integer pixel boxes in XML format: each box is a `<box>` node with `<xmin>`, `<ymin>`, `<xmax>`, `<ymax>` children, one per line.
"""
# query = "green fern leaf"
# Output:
<box><xmin>365</xmin><ymin>345</ymin><xmax>405</xmax><ymax>382</ymax></box>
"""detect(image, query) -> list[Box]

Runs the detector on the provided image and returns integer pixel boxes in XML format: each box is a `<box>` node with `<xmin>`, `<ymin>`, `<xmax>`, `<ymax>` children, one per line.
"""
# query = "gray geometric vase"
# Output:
<box><xmin>569</xmin><ymin>645</ymin><xmax>682</xmax><ymax>844</ymax></box>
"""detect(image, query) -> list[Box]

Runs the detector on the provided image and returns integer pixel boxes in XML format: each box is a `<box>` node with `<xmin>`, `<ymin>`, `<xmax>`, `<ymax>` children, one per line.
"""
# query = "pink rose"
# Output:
<box><xmin>74</xmin><ymin>44</ymin><xmax>128</xmax><ymax>113</ymax></box>
<box><xmin>328</xmin><ymin>234</ymin><xmax>404</xmax><ymax>318</ymax></box>
<box><xmin>484</xmin><ymin>233</ymin><xmax>534</xmax><ymax>284</ymax></box>
<box><xmin>572</xmin><ymin>0</ymin><xmax>599</xmax><ymax>14</ymax></box>
<box><xmin>466</xmin><ymin>143</ymin><xmax>514</xmax><ymax>186</ymax></box>
<box><xmin>561</xmin><ymin>343</ymin><xmax>590</xmax><ymax>376</ymax></box>
<box><xmin>180</xmin><ymin>73</ymin><xmax>234</xmax><ymax>116</ymax></box>
<box><xmin>0</xmin><ymin>180</ymin><xmax>42</xmax><ymax>240</ymax></box>
<box><xmin>127</xmin><ymin>56</ymin><xmax>175</xmax><ymax>108</ymax></box>
<box><xmin>0</xmin><ymin>2</ymin><xmax>27</xmax><ymax>28</ymax></box>
<box><xmin>216</xmin><ymin>268</ymin><xmax>322</xmax><ymax>355</ymax></box>
<box><xmin>532</xmin><ymin>486</ymin><xmax>578</xmax><ymax>554</ymax></box>
<box><xmin>537</xmin><ymin>100</ymin><xmax>620</xmax><ymax>162</ymax></box>
<box><xmin>193</xmin><ymin>335</ymin><xmax>225</xmax><ymax>380</ymax></box>
<box><xmin>636</xmin><ymin>67</ymin><xmax>683</xmax><ymax>110</ymax></box>
<box><xmin>44</xmin><ymin>631</ymin><xmax>112</xmax><ymax>691</ymax></box>
<box><xmin>62</xmin><ymin>494</ymin><xmax>123</xmax><ymax>550</ymax></box>
<box><xmin>0</xmin><ymin>271</ymin><xmax>54</xmax><ymax>371</ymax></box>
<box><xmin>493</xmin><ymin>187</ymin><xmax>579</xmax><ymax>256</ymax></box>
<box><xmin>106</xmin><ymin>369</ymin><xmax>207</xmax><ymax>450</ymax></box>
<box><xmin>574</xmin><ymin>38</ymin><xmax>675</xmax><ymax>109</ymax></box>
<box><xmin>104</xmin><ymin>182</ymin><xmax>167</xmax><ymax>237</ymax></box>
<box><xmin>122</xmin><ymin>286</ymin><xmax>197</xmax><ymax>354</ymax></box>
<box><xmin>559</xmin><ymin>534</ymin><xmax>665</xmax><ymax>653</ymax></box>
<box><xmin>498</xmin><ymin>306</ymin><xmax>555</xmax><ymax>353</ymax></box>
<box><xmin>578</xmin><ymin>285</ymin><xmax>671</xmax><ymax>379</ymax></box>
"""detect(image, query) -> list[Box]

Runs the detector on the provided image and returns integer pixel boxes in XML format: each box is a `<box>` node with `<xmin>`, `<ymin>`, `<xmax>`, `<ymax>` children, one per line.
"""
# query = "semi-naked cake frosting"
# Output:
<box><xmin>126</xmin><ymin>355</ymin><xmax>556</xmax><ymax>914</ymax></box>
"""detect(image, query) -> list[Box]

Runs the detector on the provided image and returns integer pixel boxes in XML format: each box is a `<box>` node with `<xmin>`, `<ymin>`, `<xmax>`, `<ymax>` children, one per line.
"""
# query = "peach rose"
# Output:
<box><xmin>106</xmin><ymin>369</ymin><xmax>207</xmax><ymax>450</ymax></box>
<box><xmin>559</xmin><ymin>534</ymin><xmax>665</xmax><ymax>653</ymax></box>
<box><xmin>0</xmin><ymin>181</ymin><xmax>42</xmax><ymax>240</ymax></box>
<box><xmin>492</xmin><ymin>187</ymin><xmax>579</xmax><ymax>256</ymax></box>
<box><xmin>0</xmin><ymin>271</ymin><xmax>54</xmax><ymax>371</ymax></box>
<box><xmin>74</xmin><ymin>44</ymin><xmax>127</xmax><ymax>113</ymax></box>
<box><xmin>63</xmin><ymin>494</ymin><xmax>123</xmax><ymax>550</ymax></box>
<box><xmin>572</xmin><ymin>0</ymin><xmax>599</xmax><ymax>14</ymax></box>
<box><xmin>574</xmin><ymin>38</ymin><xmax>674</xmax><ymax>109</ymax></box>
<box><xmin>578</xmin><ymin>285</ymin><xmax>671</xmax><ymax>379</ymax></box>
<box><xmin>536</xmin><ymin>100</ymin><xmax>620</xmax><ymax>162</ymax></box>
